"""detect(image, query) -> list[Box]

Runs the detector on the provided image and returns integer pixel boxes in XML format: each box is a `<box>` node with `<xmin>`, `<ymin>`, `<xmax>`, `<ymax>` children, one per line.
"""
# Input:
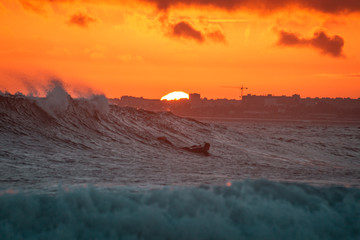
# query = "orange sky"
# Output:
<box><xmin>0</xmin><ymin>0</ymin><xmax>359</xmax><ymax>99</ymax></box>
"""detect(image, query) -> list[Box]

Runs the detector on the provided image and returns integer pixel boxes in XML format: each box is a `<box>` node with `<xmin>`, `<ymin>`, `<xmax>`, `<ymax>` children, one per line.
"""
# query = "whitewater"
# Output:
<box><xmin>1</xmin><ymin>83</ymin><xmax>360</xmax><ymax>239</ymax></box>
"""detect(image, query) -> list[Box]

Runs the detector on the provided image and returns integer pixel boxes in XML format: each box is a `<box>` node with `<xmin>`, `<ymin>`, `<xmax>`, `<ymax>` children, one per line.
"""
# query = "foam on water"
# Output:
<box><xmin>0</xmin><ymin>180</ymin><xmax>359</xmax><ymax>240</ymax></box>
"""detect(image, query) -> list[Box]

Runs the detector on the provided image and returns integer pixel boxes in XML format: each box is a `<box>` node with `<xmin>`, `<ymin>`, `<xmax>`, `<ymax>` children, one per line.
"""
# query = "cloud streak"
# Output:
<box><xmin>142</xmin><ymin>0</ymin><xmax>360</xmax><ymax>13</ymax></box>
<box><xmin>315</xmin><ymin>73</ymin><xmax>360</xmax><ymax>78</ymax></box>
<box><xmin>277</xmin><ymin>30</ymin><xmax>345</xmax><ymax>57</ymax></box>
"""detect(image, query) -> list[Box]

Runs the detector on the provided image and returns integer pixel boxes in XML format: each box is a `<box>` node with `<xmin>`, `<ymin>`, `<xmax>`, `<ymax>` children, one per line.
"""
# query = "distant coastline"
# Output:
<box><xmin>109</xmin><ymin>93</ymin><xmax>360</xmax><ymax>121</ymax></box>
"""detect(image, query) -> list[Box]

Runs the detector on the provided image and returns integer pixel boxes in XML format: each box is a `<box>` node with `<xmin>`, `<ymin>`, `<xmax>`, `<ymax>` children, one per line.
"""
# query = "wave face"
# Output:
<box><xmin>1</xmin><ymin>84</ymin><xmax>360</xmax><ymax>190</ymax></box>
<box><xmin>1</xmin><ymin>180</ymin><xmax>359</xmax><ymax>240</ymax></box>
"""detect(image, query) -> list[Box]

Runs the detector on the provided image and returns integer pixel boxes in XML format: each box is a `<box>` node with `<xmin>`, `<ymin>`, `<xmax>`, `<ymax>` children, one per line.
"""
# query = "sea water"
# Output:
<box><xmin>1</xmin><ymin>85</ymin><xmax>359</xmax><ymax>239</ymax></box>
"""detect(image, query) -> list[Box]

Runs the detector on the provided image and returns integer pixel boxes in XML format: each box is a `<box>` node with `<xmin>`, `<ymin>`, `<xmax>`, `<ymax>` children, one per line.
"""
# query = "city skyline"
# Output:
<box><xmin>119</xmin><ymin>91</ymin><xmax>360</xmax><ymax>101</ymax></box>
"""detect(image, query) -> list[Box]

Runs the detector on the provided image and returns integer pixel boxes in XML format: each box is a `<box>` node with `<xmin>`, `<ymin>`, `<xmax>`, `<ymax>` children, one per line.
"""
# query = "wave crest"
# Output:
<box><xmin>35</xmin><ymin>80</ymin><xmax>71</xmax><ymax>117</ymax></box>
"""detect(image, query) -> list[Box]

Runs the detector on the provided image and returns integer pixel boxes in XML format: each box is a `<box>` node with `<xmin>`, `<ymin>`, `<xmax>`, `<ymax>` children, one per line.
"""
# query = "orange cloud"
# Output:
<box><xmin>277</xmin><ymin>30</ymin><xmax>345</xmax><ymax>57</ymax></box>
<box><xmin>67</xmin><ymin>13</ymin><xmax>96</xmax><ymax>27</ymax></box>
<box><xmin>19</xmin><ymin>0</ymin><xmax>45</xmax><ymax>13</ymax></box>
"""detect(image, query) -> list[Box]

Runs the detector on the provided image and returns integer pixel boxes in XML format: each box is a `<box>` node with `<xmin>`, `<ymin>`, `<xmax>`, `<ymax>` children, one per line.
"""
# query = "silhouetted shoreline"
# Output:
<box><xmin>110</xmin><ymin>93</ymin><xmax>360</xmax><ymax>121</ymax></box>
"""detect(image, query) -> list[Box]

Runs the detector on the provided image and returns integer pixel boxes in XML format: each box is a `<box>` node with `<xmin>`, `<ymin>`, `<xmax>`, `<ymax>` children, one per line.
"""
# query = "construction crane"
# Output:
<box><xmin>222</xmin><ymin>85</ymin><xmax>248</xmax><ymax>100</ymax></box>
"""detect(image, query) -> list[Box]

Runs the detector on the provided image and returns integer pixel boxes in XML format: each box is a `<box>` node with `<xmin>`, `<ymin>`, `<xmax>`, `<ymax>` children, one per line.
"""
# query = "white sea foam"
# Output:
<box><xmin>0</xmin><ymin>181</ymin><xmax>359</xmax><ymax>240</ymax></box>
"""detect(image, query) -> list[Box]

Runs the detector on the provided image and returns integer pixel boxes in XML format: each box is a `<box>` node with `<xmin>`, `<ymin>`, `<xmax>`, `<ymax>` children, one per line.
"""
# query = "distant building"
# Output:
<box><xmin>243</xmin><ymin>94</ymin><xmax>300</xmax><ymax>107</ymax></box>
<box><xmin>189</xmin><ymin>93</ymin><xmax>201</xmax><ymax>102</ymax></box>
<box><xmin>110</xmin><ymin>96</ymin><xmax>163</xmax><ymax>111</ymax></box>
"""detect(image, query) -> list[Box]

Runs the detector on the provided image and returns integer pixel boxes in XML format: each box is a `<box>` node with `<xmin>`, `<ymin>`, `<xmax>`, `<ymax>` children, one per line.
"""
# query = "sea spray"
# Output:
<box><xmin>35</xmin><ymin>80</ymin><xmax>70</xmax><ymax>117</ymax></box>
<box><xmin>27</xmin><ymin>80</ymin><xmax>110</xmax><ymax>117</ymax></box>
<box><xmin>0</xmin><ymin>180</ymin><xmax>359</xmax><ymax>240</ymax></box>
<box><xmin>89</xmin><ymin>94</ymin><xmax>109</xmax><ymax>115</ymax></box>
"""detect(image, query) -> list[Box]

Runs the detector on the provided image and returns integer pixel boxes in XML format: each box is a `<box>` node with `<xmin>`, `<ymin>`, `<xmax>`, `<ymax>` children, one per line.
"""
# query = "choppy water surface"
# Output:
<box><xmin>1</xmin><ymin>85</ymin><xmax>360</xmax><ymax>239</ymax></box>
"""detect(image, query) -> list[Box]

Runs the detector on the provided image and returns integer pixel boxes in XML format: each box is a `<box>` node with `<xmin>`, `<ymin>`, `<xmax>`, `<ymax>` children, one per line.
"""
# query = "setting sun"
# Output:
<box><xmin>161</xmin><ymin>91</ymin><xmax>189</xmax><ymax>101</ymax></box>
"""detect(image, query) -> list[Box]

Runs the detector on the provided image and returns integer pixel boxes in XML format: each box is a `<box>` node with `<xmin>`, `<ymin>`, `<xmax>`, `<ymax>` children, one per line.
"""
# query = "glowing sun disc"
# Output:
<box><xmin>161</xmin><ymin>91</ymin><xmax>189</xmax><ymax>101</ymax></box>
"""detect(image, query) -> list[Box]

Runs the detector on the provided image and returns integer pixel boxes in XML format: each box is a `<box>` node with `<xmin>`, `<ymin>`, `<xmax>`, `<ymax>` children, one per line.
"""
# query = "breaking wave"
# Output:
<box><xmin>0</xmin><ymin>81</ymin><xmax>203</xmax><ymax>148</ymax></box>
<box><xmin>0</xmin><ymin>180</ymin><xmax>359</xmax><ymax>240</ymax></box>
<box><xmin>1</xmin><ymin>82</ymin><xmax>360</xmax><ymax>188</ymax></box>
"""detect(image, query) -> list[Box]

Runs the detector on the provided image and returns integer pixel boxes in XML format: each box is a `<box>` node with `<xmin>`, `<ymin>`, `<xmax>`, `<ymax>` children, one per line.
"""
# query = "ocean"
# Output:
<box><xmin>1</xmin><ymin>83</ymin><xmax>360</xmax><ymax>239</ymax></box>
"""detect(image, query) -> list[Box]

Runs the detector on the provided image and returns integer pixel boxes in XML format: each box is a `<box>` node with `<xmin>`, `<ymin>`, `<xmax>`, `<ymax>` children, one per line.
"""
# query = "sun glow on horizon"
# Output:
<box><xmin>161</xmin><ymin>91</ymin><xmax>189</xmax><ymax>101</ymax></box>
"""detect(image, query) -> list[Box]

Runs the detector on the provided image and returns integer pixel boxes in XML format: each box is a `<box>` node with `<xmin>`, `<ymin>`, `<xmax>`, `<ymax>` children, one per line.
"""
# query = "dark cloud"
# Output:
<box><xmin>142</xmin><ymin>0</ymin><xmax>360</xmax><ymax>13</ymax></box>
<box><xmin>172</xmin><ymin>21</ymin><xmax>205</xmax><ymax>43</ymax></box>
<box><xmin>171</xmin><ymin>21</ymin><xmax>226</xmax><ymax>43</ymax></box>
<box><xmin>67</xmin><ymin>13</ymin><xmax>96</xmax><ymax>27</ymax></box>
<box><xmin>310</xmin><ymin>31</ymin><xmax>344</xmax><ymax>57</ymax></box>
<box><xmin>277</xmin><ymin>31</ymin><xmax>307</xmax><ymax>45</ymax></box>
<box><xmin>277</xmin><ymin>30</ymin><xmax>345</xmax><ymax>57</ymax></box>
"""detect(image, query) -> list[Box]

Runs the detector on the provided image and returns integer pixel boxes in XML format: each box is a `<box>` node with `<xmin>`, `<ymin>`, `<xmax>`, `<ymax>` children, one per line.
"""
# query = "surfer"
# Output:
<box><xmin>157</xmin><ymin>136</ymin><xmax>210</xmax><ymax>156</ymax></box>
<box><xmin>182</xmin><ymin>142</ymin><xmax>210</xmax><ymax>156</ymax></box>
